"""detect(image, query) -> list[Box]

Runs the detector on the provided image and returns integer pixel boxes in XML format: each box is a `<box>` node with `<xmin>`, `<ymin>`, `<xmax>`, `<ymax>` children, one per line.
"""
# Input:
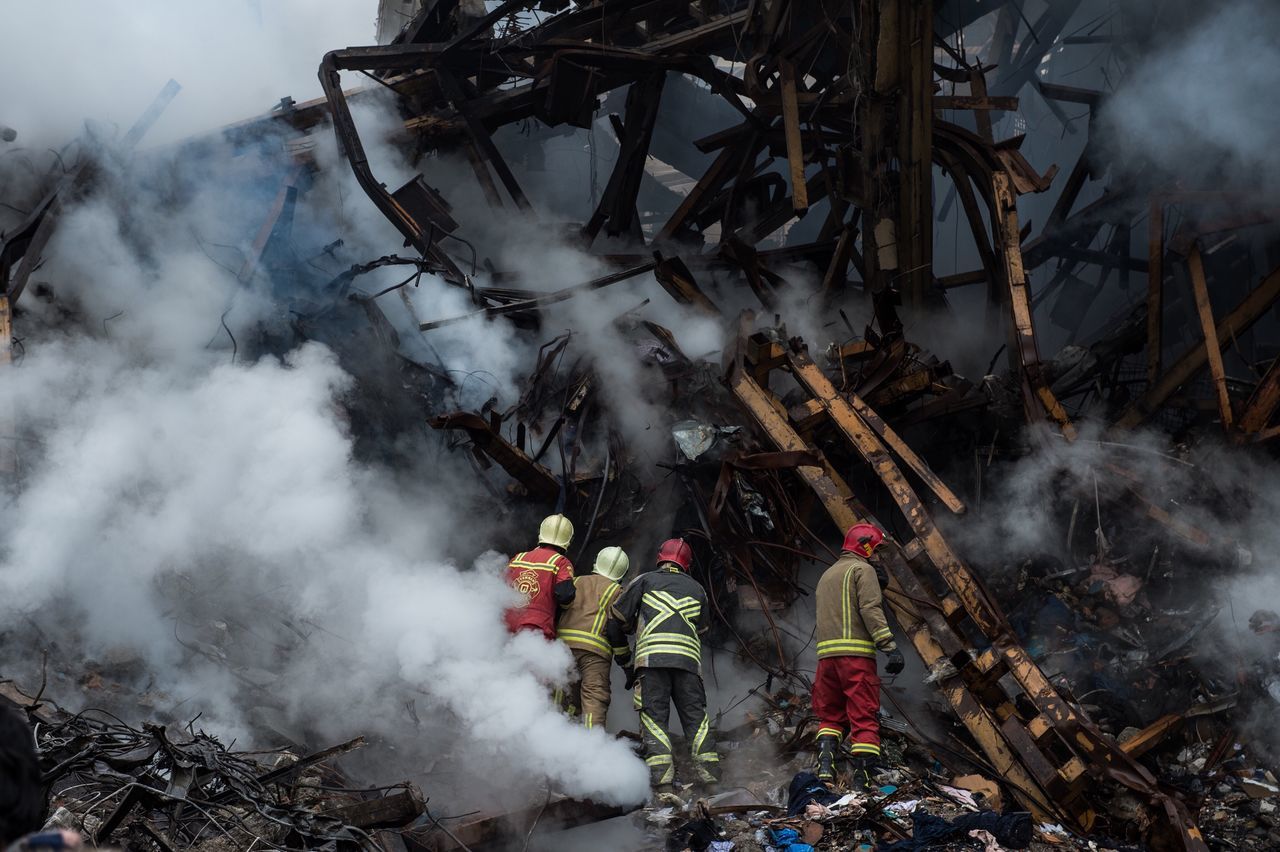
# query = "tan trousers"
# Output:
<box><xmin>568</xmin><ymin>648</ymin><xmax>613</xmax><ymax>729</ymax></box>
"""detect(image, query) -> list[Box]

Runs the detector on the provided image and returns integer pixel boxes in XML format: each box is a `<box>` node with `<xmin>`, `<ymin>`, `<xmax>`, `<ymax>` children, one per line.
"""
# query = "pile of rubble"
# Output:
<box><xmin>3</xmin><ymin>1</ymin><xmax>1280</xmax><ymax>850</ymax></box>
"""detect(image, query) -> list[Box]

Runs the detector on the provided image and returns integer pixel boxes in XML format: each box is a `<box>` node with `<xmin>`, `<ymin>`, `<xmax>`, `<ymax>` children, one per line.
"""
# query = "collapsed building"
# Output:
<box><xmin>2</xmin><ymin>0</ymin><xmax>1280</xmax><ymax>849</ymax></box>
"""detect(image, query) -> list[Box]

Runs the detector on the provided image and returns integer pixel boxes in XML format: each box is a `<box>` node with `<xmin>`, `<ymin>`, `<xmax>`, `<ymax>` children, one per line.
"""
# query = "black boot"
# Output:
<box><xmin>815</xmin><ymin>734</ymin><xmax>838</xmax><ymax>783</ymax></box>
<box><xmin>849</xmin><ymin>756</ymin><xmax>876</xmax><ymax>792</ymax></box>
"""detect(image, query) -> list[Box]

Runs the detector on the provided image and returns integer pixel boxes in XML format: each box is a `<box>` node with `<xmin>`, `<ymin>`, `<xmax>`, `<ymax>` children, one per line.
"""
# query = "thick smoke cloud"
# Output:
<box><xmin>0</xmin><ymin>6</ymin><xmax>650</xmax><ymax>809</ymax></box>
<box><xmin>1100</xmin><ymin>0</ymin><xmax>1280</xmax><ymax>193</ymax></box>
<box><xmin>0</xmin><ymin>0</ymin><xmax>376</xmax><ymax>146</ymax></box>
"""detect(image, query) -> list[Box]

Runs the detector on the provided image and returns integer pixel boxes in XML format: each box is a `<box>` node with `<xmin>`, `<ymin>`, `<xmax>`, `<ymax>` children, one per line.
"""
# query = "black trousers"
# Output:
<box><xmin>634</xmin><ymin>667</ymin><xmax>718</xmax><ymax>785</ymax></box>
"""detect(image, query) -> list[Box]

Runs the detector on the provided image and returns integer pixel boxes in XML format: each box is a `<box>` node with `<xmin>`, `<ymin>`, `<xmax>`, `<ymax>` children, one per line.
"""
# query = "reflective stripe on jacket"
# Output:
<box><xmin>504</xmin><ymin>545</ymin><xmax>573</xmax><ymax>640</ymax></box>
<box><xmin>557</xmin><ymin>574</ymin><xmax>628</xmax><ymax>659</ymax></box>
<box><xmin>815</xmin><ymin>552</ymin><xmax>896</xmax><ymax>660</ymax></box>
<box><xmin>613</xmin><ymin>565</ymin><xmax>708</xmax><ymax>673</ymax></box>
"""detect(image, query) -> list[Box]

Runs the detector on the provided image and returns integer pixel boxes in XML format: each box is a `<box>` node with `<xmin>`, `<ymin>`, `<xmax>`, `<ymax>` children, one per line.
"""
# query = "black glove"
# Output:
<box><xmin>884</xmin><ymin>649</ymin><xmax>904</xmax><ymax>675</ymax></box>
<box><xmin>623</xmin><ymin>666</ymin><xmax>638</xmax><ymax>690</ymax></box>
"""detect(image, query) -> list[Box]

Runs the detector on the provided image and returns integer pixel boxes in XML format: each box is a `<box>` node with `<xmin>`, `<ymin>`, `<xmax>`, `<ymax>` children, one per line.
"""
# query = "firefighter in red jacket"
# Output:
<box><xmin>812</xmin><ymin>523</ymin><xmax>904</xmax><ymax>790</ymax></box>
<box><xmin>504</xmin><ymin>514</ymin><xmax>576</xmax><ymax>639</ymax></box>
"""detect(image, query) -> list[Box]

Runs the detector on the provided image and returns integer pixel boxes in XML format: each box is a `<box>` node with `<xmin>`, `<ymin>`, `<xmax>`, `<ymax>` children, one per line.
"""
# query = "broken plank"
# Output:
<box><xmin>778</xmin><ymin>59</ymin><xmax>808</xmax><ymax>213</ymax></box>
<box><xmin>1187</xmin><ymin>245</ymin><xmax>1234</xmax><ymax>428</ymax></box>
<box><xmin>430</xmin><ymin>412</ymin><xmax>564</xmax><ymax>502</ymax></box>
<box><xmin>325</xmin><ymin>786</ymin><xmax>426</xmax><ymax>829</ymax></box>
<box><xmin>1116</xmin><ymin>262</ymin><xmax>1280</xmax><ymax>429</ymax></box>
<box><xmin>1238</xmin><ymin>357</ymin><xmax>1280</xmax><ymax>436</ymax></box>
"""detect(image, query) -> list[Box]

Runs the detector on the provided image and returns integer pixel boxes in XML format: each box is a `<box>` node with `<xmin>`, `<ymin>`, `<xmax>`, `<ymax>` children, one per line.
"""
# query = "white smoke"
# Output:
<box><xmin>1100</xmin><ymin>0</ymin><xmax>1280</xmax><ymax>193</ymax></box>
<box><xmin>0</xmin><ymin>5</ymin><xmax>651</xmax><ymax>809</ymax></box>
<box><xmin>0</xmin><ymin>0</ymin><xmax>377</xmax><ymax>146</ymax></box>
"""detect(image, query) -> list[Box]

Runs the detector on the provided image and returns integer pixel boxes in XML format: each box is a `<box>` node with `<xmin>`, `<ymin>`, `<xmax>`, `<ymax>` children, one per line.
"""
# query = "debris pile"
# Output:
<box><xmin>2</xmin><ymin>683</ymin><xmax>431</xmax><ymax>851</ymax></box>
<box><xmin>2</xmin><ymin>1</ymin><xmax>1279</xmax><ymax>851</ymax></box>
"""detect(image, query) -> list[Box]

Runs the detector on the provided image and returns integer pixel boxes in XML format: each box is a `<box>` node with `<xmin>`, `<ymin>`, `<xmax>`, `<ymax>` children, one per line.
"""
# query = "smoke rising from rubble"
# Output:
<box><xmin>0</xmin><ymin>25</ymin><xmax>651</xmax><ymax>811</ymax></box>
<box><xmin>0</xmin><ymin>0</ymin><xmax>376</xmax><ymax>145</ymax></box>
<box><xmin>942</xmin><ymin>424</ymin><xmax>1280</xmax><ymax>711</ymax></box>
<box><xmin>1101</xmin><ymin>0</ymin><xmax>1280</xmax><ymax>194</ymax></box>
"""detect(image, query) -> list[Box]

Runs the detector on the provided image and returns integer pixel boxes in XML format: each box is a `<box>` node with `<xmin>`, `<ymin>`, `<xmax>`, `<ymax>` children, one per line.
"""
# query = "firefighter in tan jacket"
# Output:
<box><xmin>557</xmin><ymin>547</ymin><xmax>632</xmax><ymax>729</ymax></box>
<box><xmin>813</xmin><ymin>523</ymin><xmax>904</xmax><ymax>789</ymax></box>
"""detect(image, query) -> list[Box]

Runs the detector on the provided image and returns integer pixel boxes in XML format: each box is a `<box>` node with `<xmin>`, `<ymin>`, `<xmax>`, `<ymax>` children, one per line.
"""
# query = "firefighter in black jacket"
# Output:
<box><xmin>612</xmin><ymin>538</ymin><xmax>718</xmax><ymax>792</ymax></box>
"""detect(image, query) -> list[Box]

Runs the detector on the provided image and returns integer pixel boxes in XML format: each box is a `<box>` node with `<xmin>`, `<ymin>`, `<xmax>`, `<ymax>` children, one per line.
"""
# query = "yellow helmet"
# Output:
<box><xmin>538</xmin><ymin>514</ymin><xmax>574</xmax><ymax>549</ymax></box>
<box><xmin>593</xmin><ymin>546</ymin><xmax>629</xmax><ymax>582</ymax></box>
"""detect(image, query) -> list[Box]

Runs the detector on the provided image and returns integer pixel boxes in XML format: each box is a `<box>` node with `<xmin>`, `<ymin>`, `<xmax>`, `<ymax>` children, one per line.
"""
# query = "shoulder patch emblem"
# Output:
<box><xmin>513</xmin><ymin>569</ymin><xmax>542</xmax><ymax>605</ymax></box>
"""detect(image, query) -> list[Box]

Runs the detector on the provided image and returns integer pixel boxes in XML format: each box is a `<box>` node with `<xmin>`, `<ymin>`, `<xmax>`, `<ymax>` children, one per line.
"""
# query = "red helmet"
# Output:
<box><xmin>656</xmin><ymin>538</ymin><xmax>693</xmax><ymax>571</ymax></box>
<box><xmin>843</xmin><ymin>523</ymin><xmax>885</xmax><ymax>557</ymax></box>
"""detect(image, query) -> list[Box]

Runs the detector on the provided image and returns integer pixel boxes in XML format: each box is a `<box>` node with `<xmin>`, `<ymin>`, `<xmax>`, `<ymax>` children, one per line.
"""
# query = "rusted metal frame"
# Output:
<box><xmin>936</xmin><ymin>150</ymin><xmax>998</xmax><ymax>316</ymax></box>
<box><xmin>462</xmin><ymin>142</ymin><xmax>505</xmax><ymax>208</ymax></box>
<box><xmin>653</xmin><ymin>254</ymin><xmax>721</xmax><ymax>315</ymax></box>
<box><xmin>1044</xmin><ymin>150</ymin><xmax>1091</xmax><ymax>235</ymax></box>
<box><xmin>1186</xmin><ymin>245</ymin><xmax>1234</xmax><ymax>429</ymax></box>
<box><xmin>2</xmin><ymin>80</ymin><xmax>182</xmax><ymax>306</ymax></box>
<box><xmin>991</xmin><ymin>172</ymin><xmax>1077</xmax><ymax>440</ymax></box>
<box><xmin>966</xmin><ymin>66</ymin><xmax>995</xmax><ymax>143</ymax></box>
<box><xmin>778</xmin><ymin>58</ymin><xmax>808</xmax><ymax>213</ymax></box>
<box><xmin>429</xmin><ymin>412</ymin><xmax>569</xmax><ymax>502</ymax></box>
<box><xmin>720</xmin><ymin>239</ymin><xmax>779</xmax><ymax>310</ymax></box>
<box><xmin>1035</xmin><ymin>81</ymin><xmax>1103</xmax><ymax>107</ymax></box>
<box><xmin>661</xmin><ymin>130</ymin><xmax>763</xmax><ymax>243</ymax></box>
<box><xmin>436</xmin><ymin>70</ymin><xmax>533</xmax><ymax>213</ymax></box>
<box><xmin>735</xmin><ymin>167</ymin><xmax>833</xmax><ymax>246</ymax></box>
<box><xmin>641</xmin><ymin>7</ymin><xmax>752</xmax><ymax>53</ymax></box>
<box><xmin>524</xmin><ymin>0</ymin><xmax>687</xmax><ymax>45</ymax></box>
<box><xmin>1115</xmin><ymin>262</ymin><xmax>1280</xmax><ymax>430</ymax></box>
<box><xmin>319</xmin><ymin>46</ymin><xmax>469</xmax><ymax>271</ymax></box>
<box><xmin>820</xmin><ymin>225</ymin><xmax>857</xmax><ymax>298</ymax></box>
<box><xmin>1146</xmin><ymin>197</ymin><xmax>1165</xmax><ymax>386</ymax></box>
<box><xmin>1237</xmin><ymin>356</ymin><xmax>1280</xmax><ymax>436</ymax></box>
<box><xmin>584</xmin><ymin>70</ymin><xmax>667</xmax><ymax>240</ymax></box>
<box><xmin>898</xmin><ymin>0</ymin><xmax>934</xmax><ymax>311</ymax></box>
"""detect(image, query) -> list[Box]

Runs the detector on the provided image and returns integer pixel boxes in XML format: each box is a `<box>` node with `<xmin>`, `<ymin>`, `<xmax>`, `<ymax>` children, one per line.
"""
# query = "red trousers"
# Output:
<box><xmin>812</xmin><ymin>655</ymin><xmax>881</xmax><ymax>757</ymax></box>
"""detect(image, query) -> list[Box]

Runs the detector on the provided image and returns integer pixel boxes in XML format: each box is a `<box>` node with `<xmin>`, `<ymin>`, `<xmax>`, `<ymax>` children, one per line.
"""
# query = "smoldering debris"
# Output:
<box><xmin>2</xmin><ymin>0</ymin><xmax>1280</xmax><ymax>850</ymax></box>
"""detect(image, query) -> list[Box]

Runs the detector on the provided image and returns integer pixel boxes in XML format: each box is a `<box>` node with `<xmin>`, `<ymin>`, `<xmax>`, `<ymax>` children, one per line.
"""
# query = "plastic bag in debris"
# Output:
<box><xmin>671</xmin><ymin>420</ymin><xmax>741</xmax><ymax>461</ymax></box>
<box><xmin>765</xmin><ymin>828</ymin><xmax>813</xmax><ymax>852</ymax></box>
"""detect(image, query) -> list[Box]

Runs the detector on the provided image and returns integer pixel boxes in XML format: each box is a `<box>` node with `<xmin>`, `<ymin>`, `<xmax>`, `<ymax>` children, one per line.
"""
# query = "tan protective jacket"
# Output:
<box><xmin>557</xmin><ymin>574</ymin><xmax>628</xmax><ymax>660</ymax></box>
<box><xmin>815</xmin><ymin>553</ymin><xmax>896</xmax><ymax>659</ymax></box>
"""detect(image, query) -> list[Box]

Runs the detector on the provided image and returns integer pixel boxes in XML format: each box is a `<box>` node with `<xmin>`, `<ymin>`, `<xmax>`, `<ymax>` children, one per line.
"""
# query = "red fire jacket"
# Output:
<box><xmin>504</xmin><ymin>545</ymin><xmax>574</xmax><ymax>640</ymax></box>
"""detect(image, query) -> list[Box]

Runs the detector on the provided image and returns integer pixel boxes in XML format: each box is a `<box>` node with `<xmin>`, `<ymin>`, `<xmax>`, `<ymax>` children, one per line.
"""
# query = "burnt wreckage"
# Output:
<box><xmin>3</xmin><ymin>0</ymin><xmax>1280</xmax><ymax>850</ymax></box>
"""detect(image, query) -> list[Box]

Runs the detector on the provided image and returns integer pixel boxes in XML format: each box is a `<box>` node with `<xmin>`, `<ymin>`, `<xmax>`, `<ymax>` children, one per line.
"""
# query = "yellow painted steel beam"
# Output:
<box><xmin>991</xmin><ymin>172</ymin><xmax>1077</xmax><ymax>441</ymax></box>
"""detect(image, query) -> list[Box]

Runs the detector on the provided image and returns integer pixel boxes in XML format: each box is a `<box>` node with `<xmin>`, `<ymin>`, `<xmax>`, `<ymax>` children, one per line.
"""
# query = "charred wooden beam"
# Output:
<box><xmin>1116</xmin><ymin>262</ymin><xmax>1280</xmax><ymax>430</ymax></box>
